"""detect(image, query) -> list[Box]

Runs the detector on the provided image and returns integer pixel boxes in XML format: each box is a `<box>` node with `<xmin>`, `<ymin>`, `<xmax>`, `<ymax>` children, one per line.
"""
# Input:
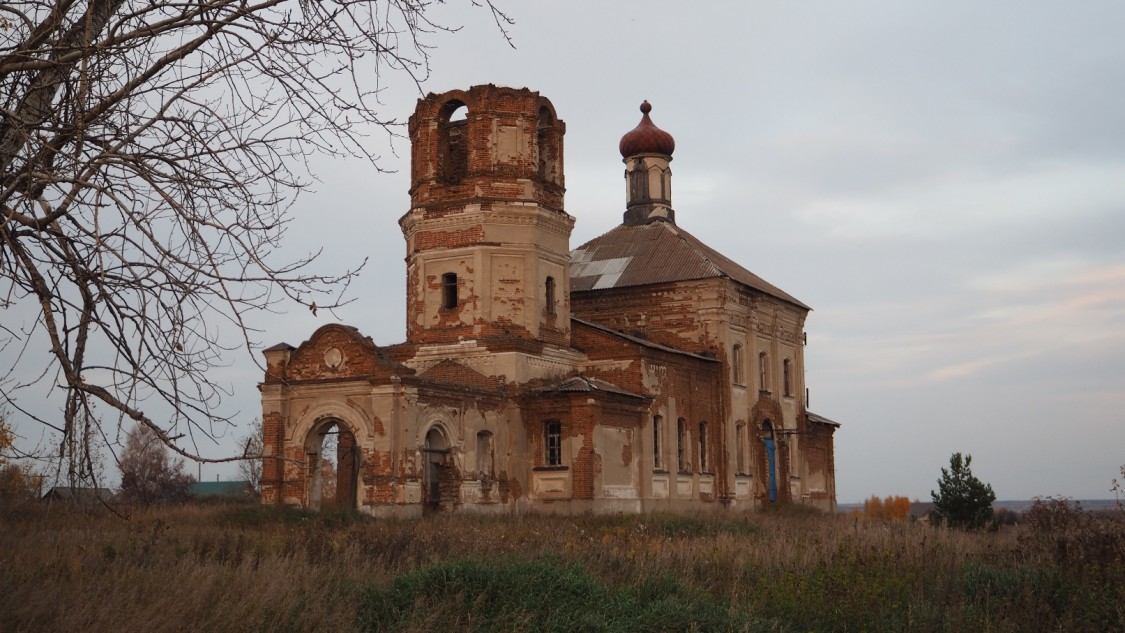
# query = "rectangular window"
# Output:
<box><xmin>759</xmin><ymin>352</ymin><xmax>769</xmax><ymax>392</ymax></box>
<box><xmin>442</xmin><ymin>273</ymin><xmax>458</xmax><ymax>309</ymax></box>
<box><xmin>545</xmin><ymin>420</ymin><xmax>562</xmax><ymax>466</ymax></box>
<box><xmin>736</xmin><ymin>424</ymin><xmax>746</xmax><ymax>474</ymax></box>
<box><xmin>652</xmin><ymin>416</ymin><xmax>664</xmax><ymax>470</ymax></box>
<box><xmin>677</xmin><ymin>418</ymin><xmax>687</xmax><ymax>472</ymax></box>
<box><xmin>545</xmin><ymin>276</ymin><xmax>556</xmax><ymax>315</ymax></box>
<box><xmin>476</xmin><ymin>431</ymin><xmax>493</xmax><ymax>477</ymax></box>
<box><xmin>698</xmin><ymin>422</ymin><xmax>708</xmax><ymax>473</ymax></box>
<box><xmin>732</xmin><ymin>344</ymin><xmax>744</xmax><ymax>385</ymax></box>
<box><xmin>783</xmin><ymin>358</ymin><xmax>793</xmax><ymax>396</ymax></box>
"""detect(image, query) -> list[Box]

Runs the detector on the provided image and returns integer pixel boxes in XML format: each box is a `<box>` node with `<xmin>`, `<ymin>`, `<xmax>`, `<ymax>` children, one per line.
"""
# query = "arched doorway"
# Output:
<box><xmin>303</xmin><ymin>419</ymin><xmax>359</xmax><ymax>511</ymax></box>
<box><xmin>423</xmin><ymin>426</ymin><xmax>450</xmax><ymax>511</ymax></box>
<box><xmin>762</xmin><ymin>420</ymin><xmax>777</xmax><ymax>503</ymax></box>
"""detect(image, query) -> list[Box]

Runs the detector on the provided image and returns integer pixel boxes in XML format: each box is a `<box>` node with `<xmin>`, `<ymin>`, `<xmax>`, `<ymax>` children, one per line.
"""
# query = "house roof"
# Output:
<box><xmin>569</xmin><ymin>221</ymin><xmax>809</xmax><ymax>310</ymax></box>
<box><xmin>537</xmin><ymin>375</ymin><xmax>646</xmax><ymax>399</ymax></box>
<box><xmin>807</xmin><ymin>412</ymin><xmax>842</xmax><ymax>428</ymax></box>
<box><xmin>190</xmin><ymin>481</ymin><xmax>253</xmax><ymax>497</ymax></box>
<box><xmin>42</xmin><ymin>486</ymin><xmax>114</xmax><ymax>503</ymax></box>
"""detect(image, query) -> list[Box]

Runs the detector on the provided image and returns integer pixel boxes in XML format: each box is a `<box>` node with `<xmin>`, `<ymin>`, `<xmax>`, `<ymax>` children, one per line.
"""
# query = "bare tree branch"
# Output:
<box><xmin>0</xmin><ymin>0</ymin><xmax>512</xmax><ymax>470</ymax></box>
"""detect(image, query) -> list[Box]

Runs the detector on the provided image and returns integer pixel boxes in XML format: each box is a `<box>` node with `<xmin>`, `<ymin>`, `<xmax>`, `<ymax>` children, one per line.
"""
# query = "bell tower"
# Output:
<box><xmin>399</xmin><ymin>85</ymin><xmax>574</xmax><ymax>348</ymax></box>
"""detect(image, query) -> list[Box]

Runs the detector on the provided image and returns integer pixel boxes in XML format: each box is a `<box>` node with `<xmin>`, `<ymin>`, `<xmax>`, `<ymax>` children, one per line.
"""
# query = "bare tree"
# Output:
<box><xmin>0</xmin><ymin>0</ymin><xmax>512</xmax><ymax>478</ymax></box>
<box><xmin>118</xmin><ymin>422</ymin><xmax>192</xmax><ymax>505</ymax></box>
<box><xmin>238</xmin><ymin>417</ymin><xmax>262</xmax><ymax>493</ymax></box>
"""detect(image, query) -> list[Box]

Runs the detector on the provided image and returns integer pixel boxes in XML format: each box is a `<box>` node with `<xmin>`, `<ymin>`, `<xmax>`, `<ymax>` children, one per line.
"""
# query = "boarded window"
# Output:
<box><xmin>476</xmin><ymin>431</ymin><xmax>493</xmax><ymax>477</ymax></box>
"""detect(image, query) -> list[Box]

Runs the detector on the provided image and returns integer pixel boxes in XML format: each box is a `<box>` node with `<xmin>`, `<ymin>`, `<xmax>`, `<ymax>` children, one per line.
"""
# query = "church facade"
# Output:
<box><xmin>258</xmin><ymin>85</ymin><xmax>839</xmax><ymax>516</ymax></box>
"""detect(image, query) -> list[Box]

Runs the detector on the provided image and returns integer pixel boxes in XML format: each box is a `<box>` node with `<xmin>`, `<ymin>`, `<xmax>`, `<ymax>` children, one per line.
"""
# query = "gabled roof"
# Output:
<box><xmin>570</xmin><ymin>221</ymin><xmax>809</xmax><ymax>310</ymax></box>
<box><xmin>537</xmin><ymin>375</ymin><xmax>646</xmax><ymax>399</ymax></box>
<box><xmin>42</xmin><ymin>486</ymin><xmax>114</xmax><ymax>503</ymax></box>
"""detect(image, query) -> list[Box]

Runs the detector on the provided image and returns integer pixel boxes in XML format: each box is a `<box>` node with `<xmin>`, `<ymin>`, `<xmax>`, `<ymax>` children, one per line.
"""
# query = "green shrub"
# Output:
<box><xmin>355</xmin><ymin>557</ymin><xmax>765</xmax><ymax>632</ymax></box>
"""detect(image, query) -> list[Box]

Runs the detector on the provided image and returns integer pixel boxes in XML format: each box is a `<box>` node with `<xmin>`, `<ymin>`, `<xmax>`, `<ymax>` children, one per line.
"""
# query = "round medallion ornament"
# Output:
<box><xmin>323</xmin><ymin>347</ymin><xmax>343</xmax><ymax>369</ymax></box>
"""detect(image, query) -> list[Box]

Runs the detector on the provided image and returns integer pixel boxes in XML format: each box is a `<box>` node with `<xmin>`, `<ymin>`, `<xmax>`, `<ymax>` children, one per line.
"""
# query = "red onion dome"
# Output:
<box><xmin>618</xmin><ymin>101</ymin><xmax>675</xmax><ymax>158</ymax></box>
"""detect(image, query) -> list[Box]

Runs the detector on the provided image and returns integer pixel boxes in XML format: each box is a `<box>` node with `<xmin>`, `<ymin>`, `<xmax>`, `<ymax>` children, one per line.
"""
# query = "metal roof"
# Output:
<box><xmin>537</xmin><ymin>375</ymin><xmax>646</xmax><ymax>399</ymax></box>
<box><xmin>570</xmin><ymin>221</ymin><xmax>809</xmax><ymax>310</ymax></box>
<box><xmin>807</xmin><ymin>412</ymin><xmax>842</xmax><ymax>428</ymax></box>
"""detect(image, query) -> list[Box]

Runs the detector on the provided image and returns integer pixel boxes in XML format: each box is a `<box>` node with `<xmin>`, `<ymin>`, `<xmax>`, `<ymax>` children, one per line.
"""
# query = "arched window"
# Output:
<box><xmin>676</xmin><ymin>418</ymin><xmax>687</xmax><ymax>472</ymax></box>
<box><xmin>537</xmin><ymin>105</ymin><xmax>558</xmax><ymax>183</ymax></box>
<box><xmin>783</xmin><ymin>358</ymin><xmax>793</xmax><ymax>396</ymax></box>
<box><xmin>440</xmin><ymin>101</ymin><xmax>468</xmax><ymax>184</ymax></box>
<box><xmin>732</xmin><ymin>344</ymin><xmax>744</xmax><ymax>385</ymax></box>
<box><xmin>698</xmin><ymin>422</ymin><xmax>709</xmax><ymax>473</ymax></box>
<box><xmin>441</xmin><ymin>272</ymin><xmax>457</xmax><ymax>310</ymax></box>
<box><xmin>545</xmin><ymin>276</ymin><xmax>556</xmax><ymax>315</ymax></box>
<box><xmin>759</xmin><ymin>351</ymin><xmax>769</xmax><ymax>392</ymax></box>
<box><xmin>652</xmin><ymin>415</ymin><xmax>664</xmax><ymax>470</ymax></box>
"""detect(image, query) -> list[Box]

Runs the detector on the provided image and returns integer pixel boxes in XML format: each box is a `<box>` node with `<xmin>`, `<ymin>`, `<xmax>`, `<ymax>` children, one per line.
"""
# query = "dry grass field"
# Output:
<box><xmin>1</xmin><ymin>500</ymin><xmax>1122</xmax><ymax>632</ymax></box>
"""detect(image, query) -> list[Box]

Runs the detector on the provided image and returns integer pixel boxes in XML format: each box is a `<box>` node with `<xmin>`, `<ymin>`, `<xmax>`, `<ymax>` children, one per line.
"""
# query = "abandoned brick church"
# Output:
<box><xmin>259</xmin><ymin>85</ymin><xmax>839</xmax><ymax>516</ymax></box>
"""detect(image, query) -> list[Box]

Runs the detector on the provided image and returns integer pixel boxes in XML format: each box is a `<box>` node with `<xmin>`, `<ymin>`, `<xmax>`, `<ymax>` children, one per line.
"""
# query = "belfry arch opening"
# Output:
<box><xmin>303</xmin><ymin>419</ymin><xmax>359</xmax><ymax>511</ymax></box>
<box><xmin>439</xmin><ymin>100</ymin><xmax>469</xmax><ymax>184</ymax></box>
<box><xmin>537</xmin><ymin>105</ymin><xmax>560</xmax><ymax>184</ymax></box>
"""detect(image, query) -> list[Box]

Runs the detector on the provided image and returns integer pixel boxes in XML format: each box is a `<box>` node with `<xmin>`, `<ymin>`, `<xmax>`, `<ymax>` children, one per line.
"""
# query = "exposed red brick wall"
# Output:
<box><xmin>572</xmin><ymin>281</ymin><xmax>720</xmax><ymax>354</ymax></box>
<box><xmin>337</xmin><ymin>430</ymin><xmax>357</xmax><ymax>508</ymax></box>
<box><xmin>408</xmin><ymin>85</ymin><xmax>565</xmax><ymax>213</ymax></box>
<box><xmin>261</xmin><ymin>411</ymin><xmax>284</xmax><ymax>504</ymax></box>
<box><xmin>413</xmin><ymin>225</ymin><xmax>486</xmax><ymax>252</ymax></box>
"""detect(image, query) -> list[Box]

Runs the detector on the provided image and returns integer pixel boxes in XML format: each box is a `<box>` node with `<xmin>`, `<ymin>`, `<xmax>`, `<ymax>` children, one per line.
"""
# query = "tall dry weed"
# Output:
<box><xmin>1</xmin><ymin>502</ymin><xmax>1121</xmax><ymax>632</ymax></box>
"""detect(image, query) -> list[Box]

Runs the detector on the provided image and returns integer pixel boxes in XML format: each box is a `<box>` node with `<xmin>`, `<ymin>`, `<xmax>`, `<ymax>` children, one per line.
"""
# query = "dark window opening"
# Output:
<box><xmin>652</xmin><ymin>415</ymin><xmax>663</xmax><ymax>470</ymax></box>
<box><xmin>736</xmin><ymin>423</ymin><xmax>746</xmax><ymax>474</ymax></box>
<box><xmin>677</xmin><ymin>418</ymin><xmax>687</xmax><ymax>472</ymax></box>
<box><xmin>441</xmin><ymin>273</ymin><xmax>458</xmax><ymax>309</ymax></box>
<box><xmin>545</xmin><ymin>420</ymin><xmax>562</xmax><ymax>466</ymax></box>
<box><xmin>537</xmin><ymin>105</ymin><xmax>557</xmax><ymax>183</ymax></box>
<box><xmin>698</xmin><ymin>422</ymin><xmax>709</xmax><ymax>473</ymax></box>
<box><xmin>759</xmin><ymin>351</ymin><xmax>769</xmax><ymax>392</ymax></box>
<box><xmin>783</xmin><ymin>358</ymin><xmax>793</xmax><ymax>396</ymax></box>
<box><xmin>545</xmin><ymin>276</ymin><xmax>556</xmax><ymax>315</ymax></box>
<box><xmin>732</xmin><ymin>344</ymin><xmax>744</xmax><ymax>385</ymax></box>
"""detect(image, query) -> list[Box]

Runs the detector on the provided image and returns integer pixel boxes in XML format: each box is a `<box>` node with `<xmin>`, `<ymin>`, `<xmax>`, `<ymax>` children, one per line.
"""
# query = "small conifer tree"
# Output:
<box><xmin>931</xmin><ymin>452</ymin><xmax>996</xmax><ymax>529</ymax></box>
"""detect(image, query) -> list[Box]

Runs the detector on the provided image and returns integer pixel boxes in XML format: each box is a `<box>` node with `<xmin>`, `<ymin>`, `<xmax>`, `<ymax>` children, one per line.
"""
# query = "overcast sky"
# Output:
<box><xmin>245</xmin><ymin>1</ymin><xmax>1125</xmax><ymax>504</ymax></box>
<box><xmin>19</xmin><ymin>2</ymin><xmax>1125</xmax><ymax>504</ymax></box>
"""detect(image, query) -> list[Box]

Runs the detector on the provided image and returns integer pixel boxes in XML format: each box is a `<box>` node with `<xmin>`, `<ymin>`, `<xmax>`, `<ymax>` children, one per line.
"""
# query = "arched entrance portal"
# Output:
<box><xmin>423</xmin><ymin>426</ymin><xmax>450</xmax><ymax>511</ymax></box>
<box><xmin>762</xmin><ymin>420</ymin><xmax>777</xmax><ymax>503</ymax></box>
<box><xmin>303</xmin><ymin>419</ymin><xmax>359</xmax><ymax>511</ymax></box>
